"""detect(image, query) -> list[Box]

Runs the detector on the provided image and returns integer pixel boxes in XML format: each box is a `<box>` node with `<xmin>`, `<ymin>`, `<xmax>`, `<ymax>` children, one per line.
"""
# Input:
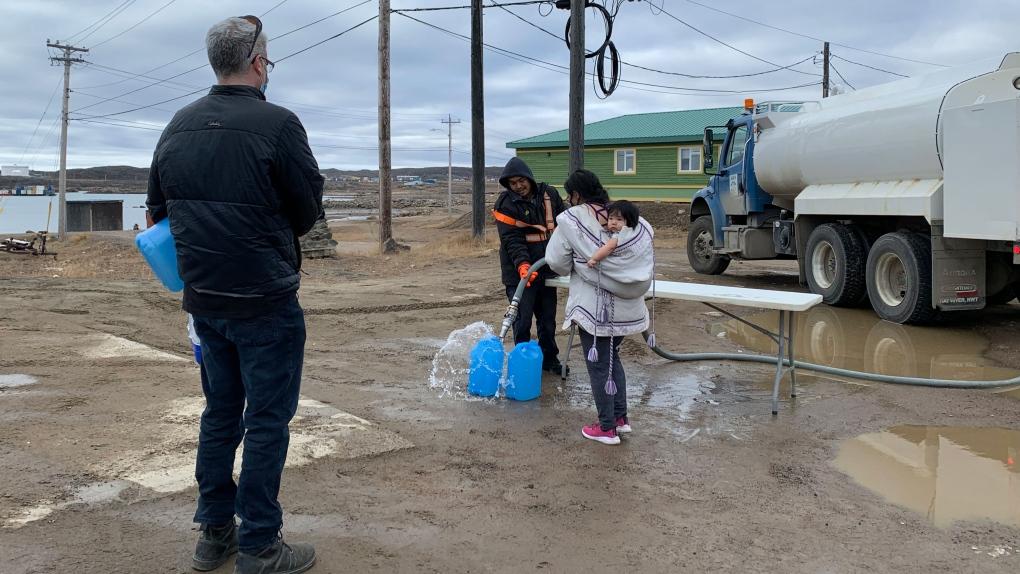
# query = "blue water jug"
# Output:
<box><xmin>468</xmin><ymin>336</ymin><xmax>504</xmax><ymax>397</ymax></box>
<box><xmin>135</xmin><ymin>218</ymin><xmax>184</xmax><ymax>292</ymax></box>
<box><xmin>506</xmin><ymin>340</ymin><xmax>543</xmax><ymax>401</ymax></box>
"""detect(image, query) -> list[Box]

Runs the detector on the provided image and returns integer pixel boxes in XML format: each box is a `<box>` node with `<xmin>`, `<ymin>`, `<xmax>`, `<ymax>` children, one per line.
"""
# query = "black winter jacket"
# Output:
<box><xmin>494</xmin><ymin>157</ymin><xmax>566</xmax><ymax>286</ymax></box>
<box><xmin>146</xmin><ymin>85</ymin><xmax>324</xmax><ymax>318</ymax></box>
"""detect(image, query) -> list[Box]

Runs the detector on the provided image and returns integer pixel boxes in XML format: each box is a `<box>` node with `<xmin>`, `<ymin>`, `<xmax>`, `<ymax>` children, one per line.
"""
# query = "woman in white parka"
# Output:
<box><xmin>545</xmin><ymin>170</ymin><xmax>655</xmax><ymax>445</ymax></box>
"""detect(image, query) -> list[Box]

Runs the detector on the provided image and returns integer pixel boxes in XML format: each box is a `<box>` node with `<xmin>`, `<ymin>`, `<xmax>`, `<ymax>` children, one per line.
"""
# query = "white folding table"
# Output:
<box><xmin>545</xmin><ymin>276</ymin><xmax>823</xmax><ymax>414</ymax></box>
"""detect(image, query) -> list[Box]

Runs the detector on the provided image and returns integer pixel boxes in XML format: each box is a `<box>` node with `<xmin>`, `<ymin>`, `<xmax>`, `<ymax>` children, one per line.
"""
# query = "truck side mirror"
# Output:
<box><xmin>703</xmin><ymin>128</ymin><xmax>716</xmax><ymax>173</ymax></box>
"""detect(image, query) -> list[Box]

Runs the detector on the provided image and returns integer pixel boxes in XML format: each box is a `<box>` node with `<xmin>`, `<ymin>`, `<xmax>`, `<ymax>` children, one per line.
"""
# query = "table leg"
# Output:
<box><xmin>771</xmin><ymin>310</ymin><xmax>786</xmax><ymax>416</ymax></box>
<box><xmin>789</xmin><ymin>311</ymin><xmax>797</xmax><ymax>398</ymax></box>
<box><xmin>562</xmin><ymin>324</ymin><xmax>576</xmax><ymax>380</ymax></box>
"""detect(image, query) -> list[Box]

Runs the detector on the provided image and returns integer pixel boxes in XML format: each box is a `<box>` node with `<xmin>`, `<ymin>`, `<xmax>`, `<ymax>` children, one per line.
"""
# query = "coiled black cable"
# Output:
<box><xmin>562</xmin><ymin>1</ymin><xmax>623</xmax><ymax>97</ymax></box>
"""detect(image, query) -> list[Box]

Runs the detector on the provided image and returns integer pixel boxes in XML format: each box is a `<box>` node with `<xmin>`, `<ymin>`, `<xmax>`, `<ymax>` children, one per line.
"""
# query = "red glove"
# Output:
<box><xmin>517</xmin><ymin>262</ymin><xmax>538</xmax><ymax>287</ymax></box>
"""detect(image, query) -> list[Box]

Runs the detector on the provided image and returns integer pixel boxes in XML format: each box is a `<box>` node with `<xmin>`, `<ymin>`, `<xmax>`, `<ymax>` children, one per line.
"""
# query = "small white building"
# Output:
<box><xmin>1</xmin><ymin>165</ymin><xmax>30</xmax><ymax>177</ymax></box>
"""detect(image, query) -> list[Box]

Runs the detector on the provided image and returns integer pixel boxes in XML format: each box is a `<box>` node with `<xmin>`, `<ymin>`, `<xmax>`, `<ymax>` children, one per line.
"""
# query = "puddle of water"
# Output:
<box><xmin>712</xmin><ymin>307</ymin><xmax>1020</xmax><ymax>382</ymax></box>
<box><xmin>0</xmin><ymin>374</ymin><xmax>38</xmax><ymax>388</ymax></box>
<box><xmin>834</xmin><ymin>425</ymin><xmax>1020</xmax><ymax>528</ymax></box>
<box><xmin>427</xmin><ymin>321</ymin><xmax>500</xmax><ymax>400</ymax></box>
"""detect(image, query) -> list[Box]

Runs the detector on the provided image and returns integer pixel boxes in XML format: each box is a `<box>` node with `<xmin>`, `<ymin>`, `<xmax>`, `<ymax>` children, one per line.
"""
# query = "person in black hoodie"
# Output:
<box><xmin>493</xmin><ymin>157</ymin><xmax>568</xmax><ymax>374</ymax></box>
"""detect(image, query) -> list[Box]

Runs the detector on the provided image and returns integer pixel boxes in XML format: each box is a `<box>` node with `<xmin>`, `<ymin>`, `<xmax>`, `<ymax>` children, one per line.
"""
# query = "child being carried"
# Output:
<box><xmin>587</xmin><ymin>200</ymin><xmax>640</xmax><ymax>268</ymax></box>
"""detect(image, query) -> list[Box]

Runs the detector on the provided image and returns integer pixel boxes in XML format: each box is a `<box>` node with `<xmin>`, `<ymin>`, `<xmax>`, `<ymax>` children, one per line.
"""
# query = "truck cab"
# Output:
<box><xmin>688</xmin><ymin>101</ymin><xmax>806</xmax><ymax>276</ymax></box>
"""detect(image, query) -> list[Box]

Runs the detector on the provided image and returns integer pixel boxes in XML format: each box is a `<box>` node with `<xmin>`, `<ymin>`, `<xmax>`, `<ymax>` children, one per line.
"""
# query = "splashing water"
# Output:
<box><xmin>428</xmin><ymin>321</ymin><xmax>498</xmax><ymax>399</ymax></box>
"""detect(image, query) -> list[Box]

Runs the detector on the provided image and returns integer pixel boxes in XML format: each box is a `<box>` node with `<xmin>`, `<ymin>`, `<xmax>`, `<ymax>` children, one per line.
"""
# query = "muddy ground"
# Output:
<box><xmin>1</xmin><ymin>205</ymin><xmax>1019</xmax><ymax>574</ymax></box>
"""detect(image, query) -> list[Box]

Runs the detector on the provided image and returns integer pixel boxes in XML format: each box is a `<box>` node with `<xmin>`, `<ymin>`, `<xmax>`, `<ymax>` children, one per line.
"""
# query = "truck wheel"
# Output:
<box><xmin>866</xmin><ymin>232</ymin><xmax>938</xmax><ymax>324</ymax></box>
<box><xmin>804</xmin><ymin>223</ymin><xmax>868</xmax><ymax>307</ymax></box>
<box><xmin>687</xmin><ymin>216</ymin><xmax>730</xmax><ymax>275</ymax></box>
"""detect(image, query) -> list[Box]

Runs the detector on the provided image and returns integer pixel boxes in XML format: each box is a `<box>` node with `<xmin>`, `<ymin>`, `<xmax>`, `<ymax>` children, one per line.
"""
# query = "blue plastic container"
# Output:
<box><xmin>135</xmin><ymin>218</ymin><xmax>184</xmax><ymax>292</ymax></box>
<box><xmin>468</xmin><ymin>336</ymin><xmax>504</xmax><ymax>397</ymax></box>
<box><xmin>506</xmin><ymin>340</ymin><xmax>543</xmax><ymax>401</ymax></box>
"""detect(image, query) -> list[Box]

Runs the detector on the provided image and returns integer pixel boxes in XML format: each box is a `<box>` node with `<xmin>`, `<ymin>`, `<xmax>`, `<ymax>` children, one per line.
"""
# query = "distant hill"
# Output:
<box><xmin>13</xmin><ymin>165</ymin><xmax>506</xmax><ymax>183</ymax></box>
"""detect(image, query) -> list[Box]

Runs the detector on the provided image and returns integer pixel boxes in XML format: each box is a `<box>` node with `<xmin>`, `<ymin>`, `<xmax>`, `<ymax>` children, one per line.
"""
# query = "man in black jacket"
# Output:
<box><xmin>146</xmin><ymin>15</ymin><xmax>321</xmax><ymax>574</ymax></box>
<box><xmin>493</xmin><ymin>157</ymin><xmax>568</xmax><ymax>374</ymax></box>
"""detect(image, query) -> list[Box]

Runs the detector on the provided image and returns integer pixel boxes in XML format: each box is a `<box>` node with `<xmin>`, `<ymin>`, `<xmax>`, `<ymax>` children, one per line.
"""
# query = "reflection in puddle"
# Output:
<box><xmin>712</xmin><ymin>307</ymin><xmax>1020</xmax><ymax>381</ymax></box>
<box><xmin>834</xmin><ymin>426</ymin><xmax>1020</xmax><ymax>528</ymax></box>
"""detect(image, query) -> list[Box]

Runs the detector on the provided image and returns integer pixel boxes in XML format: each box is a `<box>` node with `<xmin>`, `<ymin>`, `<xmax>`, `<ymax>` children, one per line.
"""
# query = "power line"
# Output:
<box><xmin>90</xmin><ymin>0</ymin><xmax>181</xmax><ymax>49</ymax></box>
<box><xmin>65</xmin><ymin>0</ymin><xmax>138</xmax><ymax>44</ymax></box>
<box><xmin>73</xmin><ymin>87</ymin><xmax>207</xmax><ymax>120</ymax></box>
<box><xmin>19</xmin><ymin>77</ymin><xmax>64</xmax><ymax>164</ymax></box>
<box><xmin>74</xmin><ymin>14</ymin><xmax>378</xmax><ymax>121</ymax></box>
<box><xmin>829</xmin><ymin>63</ymin><xmax>855</xmax><ymax>91</ymax></box>
<box><xmin>275</xmin><ymin>15</ymin><xmax>378</xmax><ymax>63</ymax></box>
<box><xmin>391</xmin><ymin>1</ymin><xmax>549</xmax><ymax>12</ymax></box>
<box><xmin>654</xmin><ymin>5</ymin><xmax>817</xmax><ymax>77</ymax></box>
<box><xmin>260</xmin><ymin>0</ymin><xmax>295</xmax><ymax>17</ymax></box>
<box><xmin>78</xmin><ymin>118</ymin><xmax>165</xmax><ymax>132</ymax></box>
<box><xmin>492</xmin><ymin>3</ymin><xmax>820</xmax><ymax>80</ymax></box>
<box><xmin>831</xmin><ymin>54</ymin><xmax>909</xmax><ymax>78</ymax></box>
<box><xmin>397</xmin><ymin>12</ymin><xmax>821</xmax><ymax>95</ymax></box>
<box><xmin>73</xmin><ymin>0</ymin><xmax>376</xmax><ymax>111</ymax></box>
<box><xmin>678</xmin><ymin>0</ymin><xmax>948</xmax><ymax>68</ymax></box>
<box><xmin>270</xmin><ymin>0</ymin><xmax>375</xmax><ymax>41</ymax></box>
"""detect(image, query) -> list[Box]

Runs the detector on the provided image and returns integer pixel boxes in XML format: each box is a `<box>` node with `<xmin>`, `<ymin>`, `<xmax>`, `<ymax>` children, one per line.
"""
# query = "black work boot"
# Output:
<box><xmin>234</xmin><ymin>539</ymin><xmax>316</xmax><ymax>574</ymax></box>
<box><xmin>193</xmin><ymin>521</ymin><xmax>239</xmax><ymax>571</ymax></box>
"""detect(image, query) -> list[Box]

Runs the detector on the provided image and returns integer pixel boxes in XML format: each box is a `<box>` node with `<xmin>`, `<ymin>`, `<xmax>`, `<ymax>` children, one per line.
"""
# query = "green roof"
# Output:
<box><xmin>507</xmin><ymin>106</ymin><xmax>744</xmax><ymax>149</ymax></box>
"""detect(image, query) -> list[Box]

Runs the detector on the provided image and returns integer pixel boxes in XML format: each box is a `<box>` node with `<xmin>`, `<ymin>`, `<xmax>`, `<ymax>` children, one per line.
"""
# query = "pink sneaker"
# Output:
<box><xmin>615</xmin><ymin>417</ymin><xmax>632</xmax><ymax>434</ymax></box>
<box><xmin>582</xmin><ymin>423</ymin><xmax>620</xmax><ymax>445</ymax></box>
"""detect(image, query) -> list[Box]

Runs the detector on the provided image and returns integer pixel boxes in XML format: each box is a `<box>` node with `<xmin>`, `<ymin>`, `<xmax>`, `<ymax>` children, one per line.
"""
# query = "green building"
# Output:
<box><xmin>506</xmin><ymin>106</ymin><xmax>742</xmax><ymax>202</ymax></box>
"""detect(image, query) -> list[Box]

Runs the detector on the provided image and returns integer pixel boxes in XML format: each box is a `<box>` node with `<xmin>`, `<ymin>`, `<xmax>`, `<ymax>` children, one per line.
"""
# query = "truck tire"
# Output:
<box><xmin>687</xmin><ymin>216</ymin><xmax>730</xmax><ymax>275</ymax></box>
<box><xmin>804</xmin><ymin>223</ymin><xmax>868</xmax><ymax>307</ymax></box>
<box><xmin>865</xmin><ymin>232</ymin><xmax>938</xmax><ymax>324</ymax></box>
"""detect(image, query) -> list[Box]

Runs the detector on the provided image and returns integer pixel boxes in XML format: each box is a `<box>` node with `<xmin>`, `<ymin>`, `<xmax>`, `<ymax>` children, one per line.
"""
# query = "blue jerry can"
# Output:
<box><xmin>506</xmin><ymin>340</ymin><xmax>543</xmax><ymax>401</ymax></box>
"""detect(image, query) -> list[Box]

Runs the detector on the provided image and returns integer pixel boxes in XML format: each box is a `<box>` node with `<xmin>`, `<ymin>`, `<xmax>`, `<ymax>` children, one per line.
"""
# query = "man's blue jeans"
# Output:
<box><xmin>190</xmin><ymin>297</ymin><xmax>305</xmax><ymax>554</ymax></box>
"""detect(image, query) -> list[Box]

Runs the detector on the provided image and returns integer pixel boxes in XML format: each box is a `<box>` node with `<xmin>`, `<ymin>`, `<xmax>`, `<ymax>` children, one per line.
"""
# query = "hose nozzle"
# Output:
<box><xmin>499</xmin><ymin>300</ymin><xmax>518</xmax><ymax>340</ymax></box>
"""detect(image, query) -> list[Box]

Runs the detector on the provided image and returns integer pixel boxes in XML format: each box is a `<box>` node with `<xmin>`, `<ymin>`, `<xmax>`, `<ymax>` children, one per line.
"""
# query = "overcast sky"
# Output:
<box><xmin>1</xmin><ymin>0</ymin><xmax>1017</xmax><ymax>171</ymax></box>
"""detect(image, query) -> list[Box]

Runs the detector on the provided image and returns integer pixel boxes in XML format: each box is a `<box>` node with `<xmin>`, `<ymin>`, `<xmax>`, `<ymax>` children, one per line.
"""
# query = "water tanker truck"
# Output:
<box><xmin>688</xmin><ymin>53</ymin><xmax>1020</xmax><ymax>324</ymax></box>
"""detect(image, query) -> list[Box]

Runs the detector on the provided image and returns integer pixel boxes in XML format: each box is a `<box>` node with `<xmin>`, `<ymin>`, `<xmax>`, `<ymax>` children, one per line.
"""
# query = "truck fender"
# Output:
<box><xmin>690</xmin><ymin>187</ymin><xmax>727</xmax><ymax>245</ymax></box>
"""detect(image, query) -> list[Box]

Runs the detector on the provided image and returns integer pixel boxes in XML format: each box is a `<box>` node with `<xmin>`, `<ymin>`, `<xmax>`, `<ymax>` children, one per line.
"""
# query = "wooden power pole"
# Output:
<box><xmin>568</xmin><ymin>0</ymin><xmax>585</xmax><ymax>172</ymax></box>
<box><xmin>47</xmin><ymin>40</ymin><xmax>88</xmax><ymax>240</ymax></box>
<box><xmin>378</xmin><ymin>0</ymin><xmax>398</xmax><ymax>252</ymax></box>
<box><xmin>822</xmin><ymin>41</ymin><xmax>830</xmax><ymax>98</ymax></box>
<box><xmin>441</xmin><ymin>115</ymin><xmax>460</xmax><ymax>214</ymax></box>
<box><xmin>470</xmin><ymin>0</ymin><xmax>485</xmax><ymax>238</ymax></box>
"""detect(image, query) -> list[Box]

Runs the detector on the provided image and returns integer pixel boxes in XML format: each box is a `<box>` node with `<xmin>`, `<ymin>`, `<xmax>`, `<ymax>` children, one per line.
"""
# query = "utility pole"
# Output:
<box><xmin>441</xmin><ymin>115</ymin><xmax>460</xmax><ymax>215</ymax></box>
<box><xmin>470</xmin><ymin>0</ymin><xmax>485</xmax><ymax>238</ymax></box>
<box><xmin>47</xmin><ymin>40</ymin><xmax>88</xmax><ymax>240</ymax></box>
<box><xmin>378</xmin><ymin>0</ymin><xmax>397</xmax><ymax>253</ymax></box>
<box><xmin>568</xmin><ymin>0</ymin><xmax>585</xmax><ymax>172</ymax></box>
<box><xmin>822</xmin><ymin>41</ymin><xmax>830</xmax><ymax>98</ymax></box>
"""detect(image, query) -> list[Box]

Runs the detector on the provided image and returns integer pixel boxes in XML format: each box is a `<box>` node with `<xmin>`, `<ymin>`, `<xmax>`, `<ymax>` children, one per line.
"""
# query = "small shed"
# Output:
<box><xmin>67</xmin><ymin>200</ymin><xmax>123</xmax><ymax>232</ymax></box>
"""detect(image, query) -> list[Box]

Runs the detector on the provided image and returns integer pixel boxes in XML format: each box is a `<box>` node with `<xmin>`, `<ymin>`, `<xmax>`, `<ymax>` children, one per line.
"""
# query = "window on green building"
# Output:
<box><xmin>614</xmin><ymin>148</ymin><xmax>636</xmax><ymax>174</ymax></box>
<box><xmin>678</xmin><ymin>146</ymin><xmax>702</xmax><ymax>173</ymax></box>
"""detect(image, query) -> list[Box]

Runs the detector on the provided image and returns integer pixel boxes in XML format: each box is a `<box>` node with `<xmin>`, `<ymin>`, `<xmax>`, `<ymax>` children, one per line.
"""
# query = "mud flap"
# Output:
<box><xmin>931</xmin><ymin>223</ymin><xmax>985</xmax><ymax>311</ymax></box>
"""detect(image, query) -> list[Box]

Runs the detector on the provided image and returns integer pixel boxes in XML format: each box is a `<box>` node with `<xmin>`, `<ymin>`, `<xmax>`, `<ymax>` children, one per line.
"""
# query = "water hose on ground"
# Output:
<box><xmin>642</xmin><ymin>334</ymin><xmax>1020</xmax><ymax>390</ymax></box>
<box><xmin>508</xmin><ymin>259</ymin><xmax>1020</xmax><ymax>389</ymax></box>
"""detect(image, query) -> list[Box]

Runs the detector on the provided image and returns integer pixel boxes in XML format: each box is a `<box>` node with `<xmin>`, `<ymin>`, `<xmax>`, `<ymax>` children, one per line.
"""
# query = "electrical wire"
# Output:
<box><xmin>655</xmin><ymin>4</ymin><xmax>818</xmax><ymax>77</ymax></box>
<box><xmin>391</xmin><ymin>1</ymin><xmax>550</xmax><ymax>12</ymax></box>
<box><xmin>492</xmin><ymin>3</ymin><xmax>820</xmax><ymax>79</ymax></box>
<box><xmin>397</xmin><ymin>12</ymin><xmax>821</xmax><ymax>96</ymax></box>
<box><xmin>829</xmin><ymin>63</ymin><xmax>855</xmax><ymax>91</ymax></box>
<box><xmin>90</xmin><ymin>0</ymin><xmax>181</xmax><ymax>49</ymax></box>
<box><xmin>677</xmin><ymin>0</ymin><xmax>948</xmax><ymax>68</ymax></box>
<box><xmin>74</xmin><ymin>14</ymin><xmax>378</xmax><ymax>120</ymax></box>
<box><xmin>832</xmin><ymin>54</ymin><xmax>909</xmax><ymax>78</ymax></box>
<box><xmin>260</xmin><ymin>0</ymin><xmax>295</xmax><ymax>18</ymax></box>
<box><xmin>19</xmin><ymin>77</ymin><xmax>63</xmax><ymax>164</ymax></box>
<box><xmin>74</xmin><ymin>0</ymin><xmax>375</xmax><ymax>104</ymax></box>
<box><xmin>65</xmin><ymin>0</ymin><xmax>138</xmax><ymax>44</ymax></box>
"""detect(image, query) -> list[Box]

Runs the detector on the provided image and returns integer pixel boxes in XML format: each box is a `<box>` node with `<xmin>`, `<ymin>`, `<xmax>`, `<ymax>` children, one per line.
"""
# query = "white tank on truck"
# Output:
<box><xmin>688</xmin><ymin>53</ymin><xmax>1020</xmax><ymax>324</ymax></box>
